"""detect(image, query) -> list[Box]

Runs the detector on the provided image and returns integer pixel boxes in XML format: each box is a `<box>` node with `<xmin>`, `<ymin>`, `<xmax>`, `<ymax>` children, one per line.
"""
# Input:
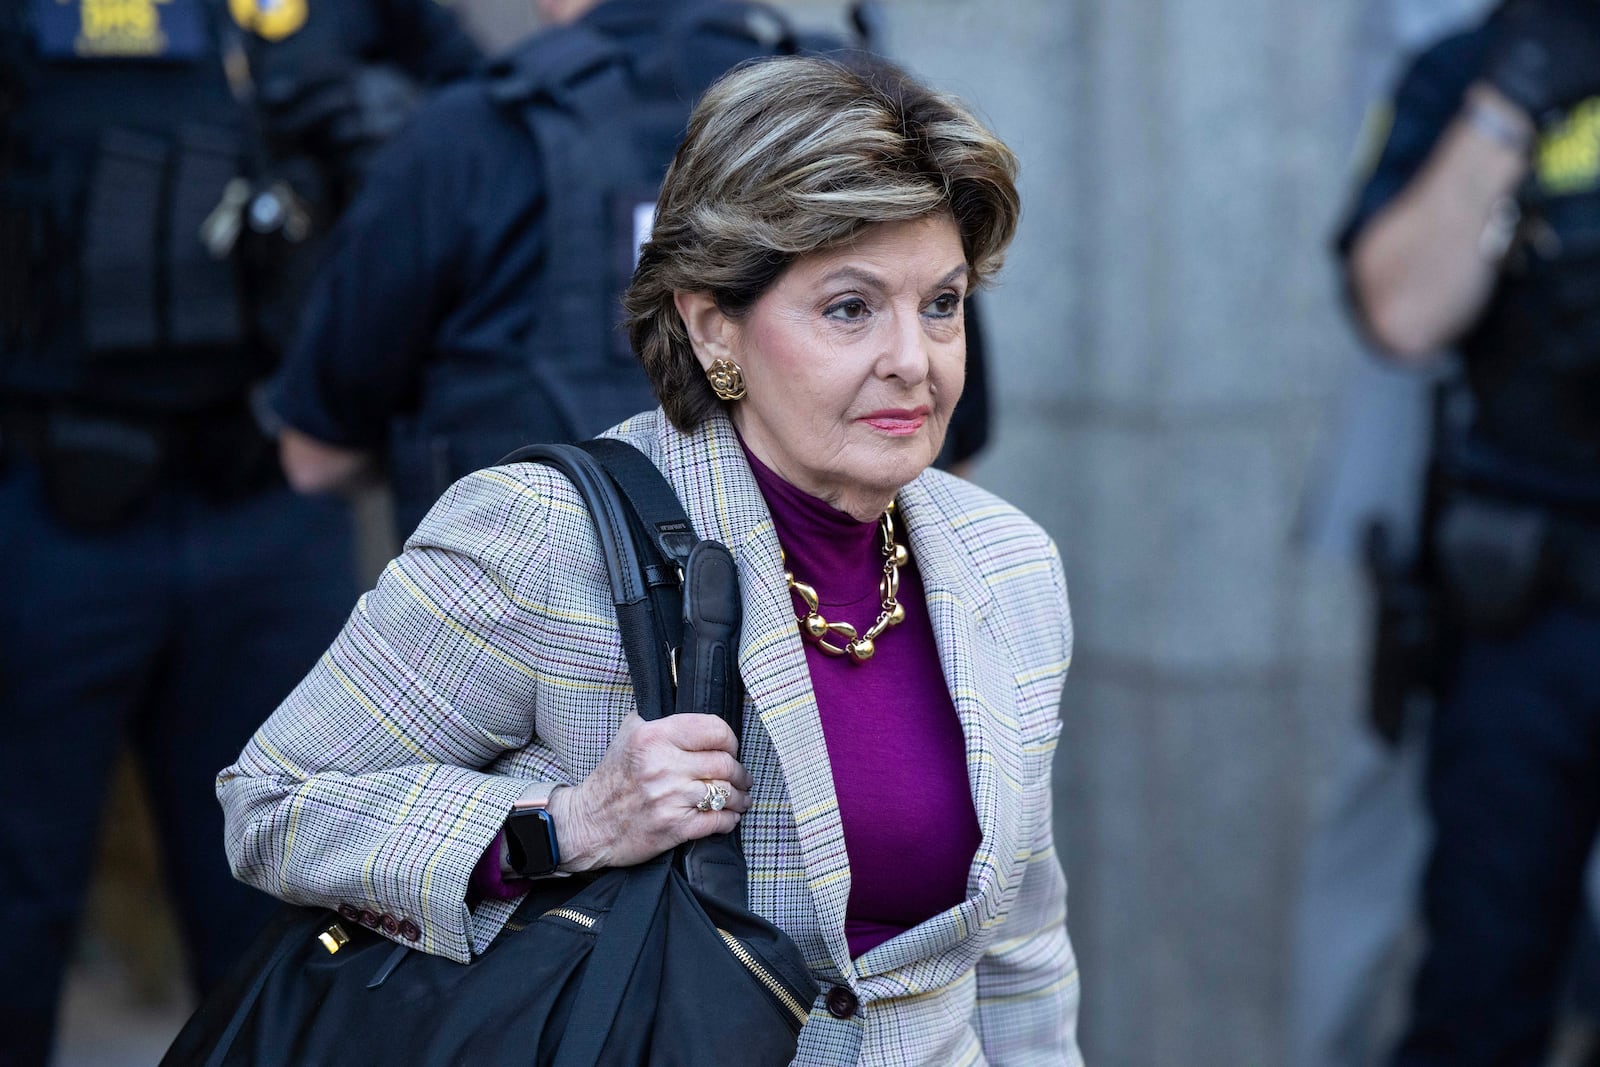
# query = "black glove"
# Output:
<box><xmin>1483</xmin><ymin>0</ymin><xmax>1600</xmax><ymax>121</ymax></box>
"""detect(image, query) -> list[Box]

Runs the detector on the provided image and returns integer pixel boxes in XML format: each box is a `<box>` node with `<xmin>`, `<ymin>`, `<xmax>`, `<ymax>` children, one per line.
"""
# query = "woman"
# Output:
<box><xmin>220</xmin><ymin>55</ymin><xmax>1080</xmax><ymax>1065</ymax></box>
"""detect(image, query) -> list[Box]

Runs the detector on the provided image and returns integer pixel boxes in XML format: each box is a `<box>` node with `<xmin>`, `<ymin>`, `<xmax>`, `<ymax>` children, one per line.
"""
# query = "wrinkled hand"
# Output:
<box><xmin>548</xmin><ymin>713</ymin><xmax>753</xmax><ymax>872</ymax></box>
<box><xmin>1483</xmin><ymin>0</ymin><xmax>1600</xmax><ymax>121</ymax></box>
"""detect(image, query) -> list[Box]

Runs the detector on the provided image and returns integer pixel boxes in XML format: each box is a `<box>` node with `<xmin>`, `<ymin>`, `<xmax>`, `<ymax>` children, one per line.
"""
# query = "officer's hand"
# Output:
<box><xmin>279</xmin><ymin>428</ymin><xmax>374</xmax><ymax>496</ymax></box>
<box><xmin>546</xmin><ymin>712</ymin><xmax>753</xmax><ymax>872</ymax></box>
<box><xmin>1483</xmin><ymin>0</ymin><xmax>1600</xmax><ymax>122</ymax></box>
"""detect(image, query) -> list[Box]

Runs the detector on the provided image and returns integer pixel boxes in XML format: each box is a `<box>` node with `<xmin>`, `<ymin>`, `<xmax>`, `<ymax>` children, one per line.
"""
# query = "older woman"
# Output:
<box><xmin>219</xmin><ymin>55</ymin><xmax>1079</xmax><ymax>1065</ymax></box>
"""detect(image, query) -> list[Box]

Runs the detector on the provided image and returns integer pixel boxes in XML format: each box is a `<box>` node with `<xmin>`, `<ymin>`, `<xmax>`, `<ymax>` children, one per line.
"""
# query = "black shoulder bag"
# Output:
<box><xmin>161</xmin><ymin>439</ymin><xmax>818</xmax><ymax>1067</ymax></box>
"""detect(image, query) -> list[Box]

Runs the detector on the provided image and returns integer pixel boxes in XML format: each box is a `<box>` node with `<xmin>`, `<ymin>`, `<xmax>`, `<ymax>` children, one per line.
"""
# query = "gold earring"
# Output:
<box><xmin>706</xmin><ymin>358</ymin><xmax>747</xmax><ymax>401</ymax></box>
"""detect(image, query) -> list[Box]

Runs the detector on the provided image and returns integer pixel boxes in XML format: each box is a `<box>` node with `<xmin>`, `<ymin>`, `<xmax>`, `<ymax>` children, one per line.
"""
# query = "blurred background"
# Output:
<box><xmin>45</xmin><ymin>0</ymin><xmax>1511</xmax><ymax>1064</ymax></box>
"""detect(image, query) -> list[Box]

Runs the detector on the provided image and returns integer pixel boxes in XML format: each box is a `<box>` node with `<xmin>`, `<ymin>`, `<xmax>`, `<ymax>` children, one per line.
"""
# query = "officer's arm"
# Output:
<box><xmin>266</xmin><ymin>92</ymin><xmax>478</xmax><ymax>459</ymax></box>
<box><xmin>1348</xmin><ymin>83</ymin><xmax>1531</xmax><ymax>359</ymax></box>
<box><xmin>279</xmin><ymin>427</ymin><xmax>374</xmax><ymax>495</ymax></box>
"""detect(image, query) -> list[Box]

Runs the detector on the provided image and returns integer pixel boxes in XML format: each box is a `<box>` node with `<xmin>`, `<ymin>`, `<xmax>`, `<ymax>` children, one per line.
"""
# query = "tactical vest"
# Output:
<box><xmin>0</xmin><ymin>0</ymin><xmax>457</xmax><ymax>418</ymax></box>
<box><xmin>1463</xmin><ymin>94</ymin><xmax>1600</xmax><ymax>478</ymax></box>
<box><xmin>385</xmin><ymin>1</ymin><xmax>834</xmax><ymax>536</ymax></box>
<box><xmin>492</xmin><ymin>0</ymin><xmax>811</xmax><ymax>439</ymax></box>
<box><xmin>0</xmin><ymin>0</ymin><xmax>275</xmax><ymax>415</ymax></box>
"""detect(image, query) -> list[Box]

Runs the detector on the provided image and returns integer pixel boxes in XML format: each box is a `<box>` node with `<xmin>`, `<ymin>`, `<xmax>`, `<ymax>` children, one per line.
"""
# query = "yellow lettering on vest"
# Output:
<box><xmin>75</xmin><ymin>0</ymin><xmax>168</xmax><ymax>57</ymax></box>
<box><xmin>1536</xmin><ymin>97</ymin><xmax>1600</xmax><ymax>196</ymax></box>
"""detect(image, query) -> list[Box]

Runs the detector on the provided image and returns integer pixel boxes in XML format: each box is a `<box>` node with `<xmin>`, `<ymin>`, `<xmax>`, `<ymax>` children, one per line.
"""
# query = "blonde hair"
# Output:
<box><xmin>624</xmin><ymin>53</ymin><xmax>1021</xmax><ymax>430</ymax></box>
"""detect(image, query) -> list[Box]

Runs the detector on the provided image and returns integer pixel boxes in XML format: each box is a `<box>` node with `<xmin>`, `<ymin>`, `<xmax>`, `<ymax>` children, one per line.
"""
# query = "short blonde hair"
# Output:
<box><xmin>624</xmin><ymin>54</ymin><xmax>1021</xmax><ymax>430</ymax></box>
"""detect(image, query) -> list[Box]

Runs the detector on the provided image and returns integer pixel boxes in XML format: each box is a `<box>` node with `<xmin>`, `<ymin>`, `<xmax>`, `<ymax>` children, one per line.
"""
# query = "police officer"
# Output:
<box><xmin>266</xmin><ymin>0</ymin><xmax>852</xmax><ymax>541</ymax></box>
<box><xmin>1340</xmin><ymin>1</ymin><xmax>1600</xmax><ymax>1062</ymax></box>
<box><xmin>0</xmin><ymin>1</ymin><xmax>477</xmax><ymax>1063</ymax></box>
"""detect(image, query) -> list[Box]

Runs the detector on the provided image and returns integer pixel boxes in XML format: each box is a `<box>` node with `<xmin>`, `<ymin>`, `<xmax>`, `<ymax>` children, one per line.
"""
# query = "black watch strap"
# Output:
<box><xmin>504</xmin><ymin>786</ymin><xmax>561</xmax><ymax>877</ymax></box>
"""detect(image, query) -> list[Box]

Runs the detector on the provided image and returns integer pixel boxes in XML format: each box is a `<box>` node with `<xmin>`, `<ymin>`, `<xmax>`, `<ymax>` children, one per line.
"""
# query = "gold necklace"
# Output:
<box><xmin>783</xmin><ymin>502</ymin><xmax>907</xmax><ymax>664</ymax></box>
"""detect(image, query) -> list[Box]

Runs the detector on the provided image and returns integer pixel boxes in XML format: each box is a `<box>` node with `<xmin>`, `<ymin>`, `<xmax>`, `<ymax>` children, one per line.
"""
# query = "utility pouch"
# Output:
<box><xmin>1433</xmin><ymin>490</ymin><xmax>1551</xmax><ymax>633</ymax></box>
<box><xmin>168</xmin><ymin>125</ymin><xmax>247</xmax><ymax>349</ymax></box>
<box><xmin>39</xmin><ymin>411</ymin><xmax>165</xmax><ymax>528</ymax></box>
<box><xmin>81</xmin><ymin>129</ymin><xmax>166</xmax><ymax>355</ymax></box>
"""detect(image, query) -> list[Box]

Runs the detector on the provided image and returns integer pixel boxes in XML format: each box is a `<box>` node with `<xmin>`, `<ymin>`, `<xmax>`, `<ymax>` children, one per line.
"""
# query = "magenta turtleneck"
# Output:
<box><xmin>742</xmin><ymin>441</ymin><xmax>981</xmax><ymax>959</ymax></box>
<box><xmin>473</xmin><ymin>441</ymin><xmax>983</xmax><ymax>958</ymax></box>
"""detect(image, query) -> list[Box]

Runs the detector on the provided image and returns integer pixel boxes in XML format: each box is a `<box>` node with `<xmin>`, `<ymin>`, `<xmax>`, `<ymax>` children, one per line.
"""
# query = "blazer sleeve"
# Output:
<box><xmin>216</xmin><ymin>465</ymin><xmax>567</xmax><ymax>963</ymax></box>
<box><xmin>975</xmin><ymin>541</ymin><xmax>1084</xmax><ymax>1065</ymax></box>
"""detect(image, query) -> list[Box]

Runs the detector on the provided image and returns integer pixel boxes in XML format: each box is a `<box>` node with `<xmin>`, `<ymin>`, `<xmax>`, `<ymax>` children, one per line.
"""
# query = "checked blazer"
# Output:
<box><xmin>219</xmin><ymin>408</ymin><xmax>1081</xmax><ymax>1066</ymax></box>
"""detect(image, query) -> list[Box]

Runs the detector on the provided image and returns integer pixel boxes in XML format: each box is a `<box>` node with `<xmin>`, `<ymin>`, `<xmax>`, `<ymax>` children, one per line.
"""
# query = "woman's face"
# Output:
<box><xmin>679</xmin><ymin>214</ymin><xmax>969</xmax><ymax>521</ymax></box>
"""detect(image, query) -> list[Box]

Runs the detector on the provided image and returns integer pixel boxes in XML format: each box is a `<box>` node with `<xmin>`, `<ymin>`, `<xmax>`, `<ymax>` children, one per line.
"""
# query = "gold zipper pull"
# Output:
<box><xmin>316</xmin><ymin>922</ymin><xmax>352</xmax><ymax>955</ymax></box>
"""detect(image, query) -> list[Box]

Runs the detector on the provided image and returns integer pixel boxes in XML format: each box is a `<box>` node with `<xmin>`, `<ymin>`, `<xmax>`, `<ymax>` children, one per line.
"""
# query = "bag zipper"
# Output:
<box><xmin>717</xmin><ymin>928</ymin><xmax>811</xmax><ymax>1026</ymax></box>
<box><xmin>531</xmin><ymin>907</ymin><xmax>808</xmax><ymax>1025</ymax></box>
<box><xmin>543</xmin><ymin>906</ymin><xmax>598</xmax><ymax>929</ymax></box>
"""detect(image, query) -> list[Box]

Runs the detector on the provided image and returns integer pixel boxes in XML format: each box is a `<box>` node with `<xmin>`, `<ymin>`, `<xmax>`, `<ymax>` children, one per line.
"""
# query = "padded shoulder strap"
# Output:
<box><xmin>499</xmin><ymin>439</ymin><xmax>743</xmax><ymax>733</ymax></box>
<box><xmin>498</xmin><ymin>438</ymin><xmax>748</xmax><ymax>907</ymax></box>
<box><xmin>483</xmin><ymin>23</ymin><xmax>624</xmax><ymax>110</ymax></box>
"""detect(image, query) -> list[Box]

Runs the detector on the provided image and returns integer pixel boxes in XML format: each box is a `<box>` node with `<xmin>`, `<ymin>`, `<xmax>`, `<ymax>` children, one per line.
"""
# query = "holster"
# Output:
<box><xmin>37</xmin><ymin>410</ymin><xmax>166</xmax><ymax>528</ymax></box>
<box><xmin>5</xmin><ymin>403</ymin><xmax>278</xmax><ymax>529</ymax></box>
<box><xmin>1432</xmin><ymin>489</ymin><xmax>1552</xmax><ymax>634</ymax></box>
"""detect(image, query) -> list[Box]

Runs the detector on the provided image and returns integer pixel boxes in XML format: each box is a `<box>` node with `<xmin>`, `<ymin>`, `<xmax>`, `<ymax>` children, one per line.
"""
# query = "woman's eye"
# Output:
<box><xmin>927</xmin><ymin>292</ymin><xmax>962</xmax><ymax>317</ymax></box>
<box><xmin>824</xmin><ymin>298</ymin><xmax>870</xmax><ymax>321</ymax></box>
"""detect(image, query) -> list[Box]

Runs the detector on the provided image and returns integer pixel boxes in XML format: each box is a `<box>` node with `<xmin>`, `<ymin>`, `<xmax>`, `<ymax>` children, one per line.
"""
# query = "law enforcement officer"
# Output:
<box><xmin>0</xmin><ymin>1</ymin><xmax>477</xmax><ymax>1063</ymax></box>
<box><xmin>1339</xmin><ymin>1</ymin><xmax>1600</xmax><ymax>1061</ymax></box>
<box><xmin>266</xmin><ymin>0</ymin><xmax>856</xmax><ymax>542</ymax></box>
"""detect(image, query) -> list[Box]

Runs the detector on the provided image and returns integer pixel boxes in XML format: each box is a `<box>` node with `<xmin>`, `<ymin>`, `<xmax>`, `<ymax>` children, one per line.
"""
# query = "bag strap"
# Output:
<box><xmin>550</xmin><ymin>852</ymin><xmax>674</xmax><ymax>1067</ymax></box>
<box><xmin>499</xmin><ymin>438</ymin><xmax>743</xmax><ymax>732</ymax></box>
<box><xmin>501</xmin><ymin>440</ymin><xmax>745</xmax><ymax>1067</ymax></box>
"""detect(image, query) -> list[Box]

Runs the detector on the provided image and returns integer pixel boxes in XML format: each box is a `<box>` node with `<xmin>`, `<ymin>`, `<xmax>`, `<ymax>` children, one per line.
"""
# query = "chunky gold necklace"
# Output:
<box><xmin>783</xmin><ymin>502</ymin><xmax>907</xmax><ymax>664</ymax></box>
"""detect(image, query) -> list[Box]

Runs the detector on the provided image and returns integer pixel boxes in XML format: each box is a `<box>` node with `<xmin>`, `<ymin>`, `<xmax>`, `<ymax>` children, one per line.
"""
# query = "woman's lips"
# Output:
<box><xmin>860</xmin><ymin>408</ymin><xmax>929</xmax><ymax>435</ymax></box>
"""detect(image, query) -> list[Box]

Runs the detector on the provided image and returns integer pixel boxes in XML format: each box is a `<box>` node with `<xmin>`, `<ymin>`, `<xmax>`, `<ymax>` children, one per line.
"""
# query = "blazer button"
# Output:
<box><xmin>824</xmin><ymin>985</ymin><xmax>859</xmax><ymax>1019</ymax></box>
<box><xmin>399</xmin><ymin>920</ymin><xmax>421</xmax><ymax>942</ymax></box>
<box><xmin>359</xmin><ymin>909</ymin><xmax>379</xmax><ymax>927</ymax></box>
<box><xmin>338</xmin><ymin>904</ymin><xmax>359</xmax><ymax>921</ymax></box>
<box><xmin>379</xmin><ymin>914</ymin><xmax>399</xmax><ymax>936</ymax></box>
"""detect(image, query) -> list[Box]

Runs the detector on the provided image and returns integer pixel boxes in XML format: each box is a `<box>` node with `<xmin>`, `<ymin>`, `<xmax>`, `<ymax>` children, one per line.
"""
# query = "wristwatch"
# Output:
<box><xmin>504</xmin><ymin>783</ymin><xmax>563</xmax><ymax>878</ymax></box>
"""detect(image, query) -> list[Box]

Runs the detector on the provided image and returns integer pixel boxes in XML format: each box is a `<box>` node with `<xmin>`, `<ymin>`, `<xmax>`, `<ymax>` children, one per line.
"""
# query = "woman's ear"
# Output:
<box><xmin>673</xmin><ymin>291</ymin><xmax>736</xmax><ymax>372</ymax></box>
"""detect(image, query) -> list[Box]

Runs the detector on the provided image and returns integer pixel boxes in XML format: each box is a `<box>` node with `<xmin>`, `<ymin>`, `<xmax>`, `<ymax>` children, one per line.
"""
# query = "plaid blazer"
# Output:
<box><xmin>220</xmin><ymin>409</ymin><xmax>1081</xmax><ymax>1066</ymax></box>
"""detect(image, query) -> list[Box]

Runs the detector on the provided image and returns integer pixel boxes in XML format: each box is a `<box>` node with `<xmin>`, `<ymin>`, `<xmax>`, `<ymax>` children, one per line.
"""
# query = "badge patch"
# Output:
<box><xmin>227</xmin><ymin>0</ymin><xmax>307</xmax><ymax>41</ymax></box>
<box><xmin>31</xmin><ymin>0</ymin><xmax>209</xmax><ymax>59</ymax></box>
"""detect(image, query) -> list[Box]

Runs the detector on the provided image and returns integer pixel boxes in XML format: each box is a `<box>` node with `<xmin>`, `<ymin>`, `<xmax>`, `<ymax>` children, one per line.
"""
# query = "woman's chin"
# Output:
<box><xmin>848</xmin><ymin>440</ymin><xmax>941</xmax><ymax>501</ymax></box>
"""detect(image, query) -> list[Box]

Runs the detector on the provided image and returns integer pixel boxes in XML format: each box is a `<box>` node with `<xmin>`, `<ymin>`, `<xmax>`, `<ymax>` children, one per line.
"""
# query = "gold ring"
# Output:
<box><xmin>695</xmin><ymin>781</ymin><xmax>729</xmax><ymax>812</ymax></box>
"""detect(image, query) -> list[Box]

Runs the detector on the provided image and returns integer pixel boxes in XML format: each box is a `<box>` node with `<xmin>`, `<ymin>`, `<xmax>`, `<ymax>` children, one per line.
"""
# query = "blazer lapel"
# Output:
<box><xmin>859</xmin><ymin>480</ymin><xmax>1028</xmax><ymax>973</ymax></box>
<box><xmin>646</xmin><ymin>412</ymin><xmax>857</xmax><ymax>979</ymax></box>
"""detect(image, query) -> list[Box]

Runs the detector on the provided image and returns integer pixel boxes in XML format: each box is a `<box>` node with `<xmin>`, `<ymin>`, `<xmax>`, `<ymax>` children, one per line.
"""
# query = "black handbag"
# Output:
<box><xmin>161</xmin><ymin>439</ymin><xmax>819</xmax><ymax>1067</ymax></box>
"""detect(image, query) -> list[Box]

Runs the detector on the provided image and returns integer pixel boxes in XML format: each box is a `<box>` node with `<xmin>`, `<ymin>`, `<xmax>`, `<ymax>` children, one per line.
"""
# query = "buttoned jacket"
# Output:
<box><xmin>219</xmin><ymin>409</ymin><xmax>1081</xmax><ymax>1066</ymax></box>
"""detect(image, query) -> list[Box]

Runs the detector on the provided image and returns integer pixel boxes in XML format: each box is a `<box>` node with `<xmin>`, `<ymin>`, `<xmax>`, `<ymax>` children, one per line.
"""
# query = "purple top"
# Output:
<box><xmin>744</xmin><ymin>445</ymin><xmax>980</xmax><ymax>959</ymax></box>
<box><xmin>474</xmin><ymin>447</ymin><xmax>983</xmax><ymax>960</ymax></box>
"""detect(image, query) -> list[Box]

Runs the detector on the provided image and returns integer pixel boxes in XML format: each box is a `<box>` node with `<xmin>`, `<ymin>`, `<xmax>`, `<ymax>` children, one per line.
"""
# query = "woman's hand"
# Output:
<box><xmin>545</xmin><ymin>712</ymin><xmax>753</xmax><ymax>871</ymax></box>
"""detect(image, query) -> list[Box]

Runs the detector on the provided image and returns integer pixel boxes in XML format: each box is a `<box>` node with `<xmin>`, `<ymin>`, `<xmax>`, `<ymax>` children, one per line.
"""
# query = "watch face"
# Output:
<box><xmin>507</xmin><ymin>808</ymin><xmax>559</xmax><ymax>877</ymax></box>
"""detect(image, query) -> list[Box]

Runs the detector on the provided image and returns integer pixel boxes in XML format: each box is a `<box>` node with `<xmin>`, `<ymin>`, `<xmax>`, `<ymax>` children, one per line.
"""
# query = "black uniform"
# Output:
<box><xmin>0</xmin><ymin>1</ymin><xmax>476</xmax><ymax>1063</ymax></box>
<box><xmin>268</xmin><ymin>0</ymin><xmax>856</xmax><ymax>540</ymax></box>
<box><xmin>1340</xmin><ymin>20</ymin><xmax>1600</xmax><ymax>1067</ymax></box>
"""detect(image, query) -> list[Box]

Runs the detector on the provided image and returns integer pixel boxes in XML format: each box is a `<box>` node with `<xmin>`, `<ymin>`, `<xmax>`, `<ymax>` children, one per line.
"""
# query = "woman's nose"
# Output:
<box><xmin>879</xmin><ymin>305</ymin><xmax>931</xmax><ymax>382</ymax></box>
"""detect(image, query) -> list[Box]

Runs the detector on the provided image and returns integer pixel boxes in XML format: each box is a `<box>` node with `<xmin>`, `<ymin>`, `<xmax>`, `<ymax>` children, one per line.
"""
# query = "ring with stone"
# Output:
<box><xmin>695</xmin><ymin>780</ymin><xmax>729</xmax><ymax>812</ymax></box>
